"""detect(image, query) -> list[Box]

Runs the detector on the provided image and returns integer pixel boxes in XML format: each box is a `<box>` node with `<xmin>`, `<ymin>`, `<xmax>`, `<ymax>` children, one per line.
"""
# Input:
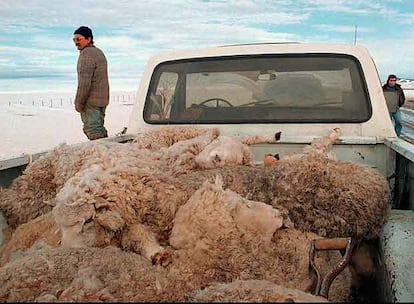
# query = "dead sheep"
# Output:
<box><xmin>0</xmin><ymin>246</ymin><xmax>325</xmax><ymax>303</ymax></box>
<box><xmin>1</xmin><ymin>128</ymin><xmax>389</xmax><ymax>268</ymax></box>
<box><xmin>0</xmin><ymin>152</ymin><xmax>384</xmax><ymax>301</ymax></box>
<box><xmin>50</xmin><ymin>160</ymin><xmax>189</xmax><ymax>263</ymax></box>
<box><xmin>170</xmin><ymin>127</ymin><xmax>390</xmax><ymax>241</ymax></box>
<box><xmin>132</xmin><ymin>126</ymin><xmax>209</xmax><ymax>149</ymax></box>
<box><xmin>0</xmin><ymin>213</ymin><xmax>60</xmax><ymax>267</ymax></box>
<box><xmin>0</xmin><ymin>155</ymin><xmax>57</xmax><ymax>228</ymax></box>
<box><xmin>0</xmin><ymin>126</ymin><xmax>389</xmax><ymax>303</ymax></box>
<box><xmin>194</xmin><ymin>135</ymin><xmax>253</xmax><ymax>169</ymax></box>
<box><xmin>186</xmin><ymin>279</ymin><xmax>328</xmax><ymax>302</ymax></box>
<box><xmin>175</xmin><ymin>153</ymin><xmax>390</xmax><ymax>240</ymax></box>
<box><xmin>0</xmin><ymin>246</ymin><xmax>178</xmax><ymax>302</ymax></box>
<box><xmin>48</xmin><ymin>129</ymin><xmax>253</xmax><ymax>259</ymax></box>
<box><xmin>168</xmin><ymin>178</ymin><xmax>352</xmax><ymax>302</ymax></box>
<box><xmin>1</xmin><ymin>127</ymin><xmax>253</xmax><ymax>228</ymax></box>
<box><xmin>0</xmin><ymin>124</ymin><xmax>273</xmax><ymax>232</ymax></box>
<box><xmin>0</xmin><ymin>179</ymin><xmax>351</xmax><ymax>302</ymax></box>
<box><xmin>0</xmin><ymin>129</ymin><xmax>220</xmax><ymax>264</ymax></box>
<box><xmin>0</xmin><ymin>141</ymin><xmax>129</xmax><ymax>228</ymax></box>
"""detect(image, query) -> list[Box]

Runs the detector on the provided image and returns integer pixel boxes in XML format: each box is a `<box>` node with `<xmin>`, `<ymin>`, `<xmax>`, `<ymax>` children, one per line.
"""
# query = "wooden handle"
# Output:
<box><xmin>314</xmin><ymin>237</ymin><xmax>350</xmax><ymax>250</ymax></box>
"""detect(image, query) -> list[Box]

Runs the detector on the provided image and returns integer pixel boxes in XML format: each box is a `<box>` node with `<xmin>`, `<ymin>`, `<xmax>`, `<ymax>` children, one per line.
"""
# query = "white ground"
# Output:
<box><xmin>0</xmin><ymin>91</ymin><xmax>134</xmax><ymax>160</ymax></box>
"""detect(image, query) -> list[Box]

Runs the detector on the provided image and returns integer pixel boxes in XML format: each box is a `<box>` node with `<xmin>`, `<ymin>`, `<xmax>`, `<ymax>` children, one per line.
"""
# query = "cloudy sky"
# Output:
<box><xmin>1</xmin><ymin>0</ymin><xmax>413</xmax><ymax>93</ymax></box>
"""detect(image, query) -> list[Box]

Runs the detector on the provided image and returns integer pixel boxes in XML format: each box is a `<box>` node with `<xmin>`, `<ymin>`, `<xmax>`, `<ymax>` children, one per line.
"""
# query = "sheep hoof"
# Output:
<box><xmin>151</xmin><ymin>251</ymin><xmax>172</xmax><ymax>267</ymax></box>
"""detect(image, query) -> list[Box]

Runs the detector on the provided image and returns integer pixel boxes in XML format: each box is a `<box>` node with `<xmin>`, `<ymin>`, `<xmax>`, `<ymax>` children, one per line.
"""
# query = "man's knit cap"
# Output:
<box><xmin>74</xmin><ymin>26</ymin><xmax>93</xmax><ymax>39</ymax></box>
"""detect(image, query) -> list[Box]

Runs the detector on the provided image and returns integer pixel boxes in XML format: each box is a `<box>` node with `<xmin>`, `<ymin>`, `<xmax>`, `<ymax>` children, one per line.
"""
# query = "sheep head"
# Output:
<box><xmin>195</xmin><ymin>136</ymin><xmax>253</xmax><ymax>169</ymax></box>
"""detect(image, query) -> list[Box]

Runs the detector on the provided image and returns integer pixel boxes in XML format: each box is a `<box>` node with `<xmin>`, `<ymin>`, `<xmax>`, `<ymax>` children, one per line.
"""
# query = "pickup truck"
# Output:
<box><xmin>0</xmin><ymin>42</ymin><xmax>413</xmax><ymax>302</ymax></box>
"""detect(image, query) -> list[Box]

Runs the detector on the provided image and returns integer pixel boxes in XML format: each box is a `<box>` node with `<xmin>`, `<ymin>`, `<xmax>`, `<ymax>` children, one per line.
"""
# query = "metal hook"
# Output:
<box><xmin>309</xmin><ymin>237</ymin><xmax>354</xmax><ymax>299</ymax></box>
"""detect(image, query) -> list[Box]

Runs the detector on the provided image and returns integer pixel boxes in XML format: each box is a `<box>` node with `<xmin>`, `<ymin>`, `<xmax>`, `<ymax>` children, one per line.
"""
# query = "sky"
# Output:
<box><xmin>1</xmin><ymin>0</ymin><xmax>414</xmax><ymax>93</ymax></box>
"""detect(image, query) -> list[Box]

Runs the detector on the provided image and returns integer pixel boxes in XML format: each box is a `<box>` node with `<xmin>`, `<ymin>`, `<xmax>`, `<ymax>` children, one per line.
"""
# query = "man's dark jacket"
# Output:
<box><xmin>382</xmin><ymin>83</ymin><xmax>405</xmax><ymax>107</ymax></box>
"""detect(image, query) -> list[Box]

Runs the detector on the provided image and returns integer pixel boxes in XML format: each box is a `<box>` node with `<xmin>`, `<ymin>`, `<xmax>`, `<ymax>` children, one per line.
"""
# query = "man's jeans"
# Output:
<box><xmin>80</xmin><ymin>104</ymin><xmax>108</xmax><ymax>140</ymax></box>
<box><xmin>390</xmin><ymin>109</ymin><xmax>402</xmax><ymax>136</ymax></box>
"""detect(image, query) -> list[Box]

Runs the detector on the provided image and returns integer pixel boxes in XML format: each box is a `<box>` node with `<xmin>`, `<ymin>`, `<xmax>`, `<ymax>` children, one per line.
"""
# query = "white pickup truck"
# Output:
<box><xmin>1</xmin><ymin>42</ymin><xmax>413</xmax><ymax>302</ymax></box>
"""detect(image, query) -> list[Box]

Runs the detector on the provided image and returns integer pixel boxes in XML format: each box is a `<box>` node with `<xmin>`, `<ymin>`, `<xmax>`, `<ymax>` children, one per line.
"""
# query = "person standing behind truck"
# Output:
<box><xmin>73</xmin><ymin>26</ymin><xmax>110</xmax><ymax>140</ymax></box>
<box><xmin>382</xmin><ymin>74</ymin><xmax>405</xmax><ymax>136</ymax></box>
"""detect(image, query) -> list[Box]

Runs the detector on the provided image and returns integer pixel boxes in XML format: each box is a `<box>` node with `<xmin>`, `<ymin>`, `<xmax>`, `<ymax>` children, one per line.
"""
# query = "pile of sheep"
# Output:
<box><xmin>0</xmin><ymin>127</ymin><xmax>391</xmax><ymax>302</ymax></box>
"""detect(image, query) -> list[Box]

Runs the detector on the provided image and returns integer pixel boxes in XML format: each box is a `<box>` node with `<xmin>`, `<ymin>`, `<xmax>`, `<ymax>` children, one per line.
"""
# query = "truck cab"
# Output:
<box><xmin>128</xmin><ymin>43</ymin><xmax>395</xmax><ymax>176</ymax></box>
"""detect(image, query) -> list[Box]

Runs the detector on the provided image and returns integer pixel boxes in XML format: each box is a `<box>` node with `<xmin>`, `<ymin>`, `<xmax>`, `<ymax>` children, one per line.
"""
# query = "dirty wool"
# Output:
<box><xmin>0</xmin><ymin>179</ymin><xmax>351</xmax><ymax>302</ymax></box>
<box><xmin>0</xmin><ymin>127</ymin><xmax>390</xmax><ymax>302</ymax></box>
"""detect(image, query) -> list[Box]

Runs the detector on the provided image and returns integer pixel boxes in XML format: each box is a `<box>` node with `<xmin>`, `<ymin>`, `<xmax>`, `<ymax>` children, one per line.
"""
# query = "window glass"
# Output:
<box><xmin>146</xmin><ymin>72</ymin><xmax>178</xmax><ymax>121</ymax></box>
<box><xmin>144</xmin><ymin>54</ymin><xmax>371</xmax><ymax>124</ymax></box>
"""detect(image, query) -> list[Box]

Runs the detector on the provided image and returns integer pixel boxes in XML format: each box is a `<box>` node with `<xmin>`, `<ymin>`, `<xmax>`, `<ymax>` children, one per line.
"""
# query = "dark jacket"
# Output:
<box><xmin>75</xmin><ymin>45</ymin><xmax>110</xmax><ymax>108</ymax></box>
<box><xmin>382</xmin><ymin>83</ymin><xmax>405</xmax><ymax>107</ymax></box>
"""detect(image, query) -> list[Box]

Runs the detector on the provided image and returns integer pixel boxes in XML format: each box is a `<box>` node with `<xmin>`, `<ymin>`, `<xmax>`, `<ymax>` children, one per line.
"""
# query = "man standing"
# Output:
<box><xmin>382</xmin><ymin>74</ymin><xmax>405</xmax><ymax>136</ymax></box>
<box><xmin>73</xmin><ymin>26</ymin><xmax>109</xmax><ymax>140</ymax></box>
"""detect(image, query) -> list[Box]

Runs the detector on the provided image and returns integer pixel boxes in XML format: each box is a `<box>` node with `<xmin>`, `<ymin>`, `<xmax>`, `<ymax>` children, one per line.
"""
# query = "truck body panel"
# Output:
<box><xmin>379</xmin><ymin>210</ymin><xmax>414</xmax><ymax>302</ymax></box>
<box><xmin>127</xmin><ymin>43</ymin><xmax>396</xmax><ymax>139</ymax></box>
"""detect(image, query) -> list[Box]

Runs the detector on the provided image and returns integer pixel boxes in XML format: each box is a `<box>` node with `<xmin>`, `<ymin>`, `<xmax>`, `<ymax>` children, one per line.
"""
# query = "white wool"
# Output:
<box><xmin>161</xmin><ymin>128</ymin><xmax>219</xmax><ymax>160</ymax></box>
<box><xmin>59</xmin><ymin>220</ymin><xmax>87</xmax><ymax>247</ymax></box>
<box><xmin>53</xmin><ymin>165</ymin><xmax>110</xmax><ymax>247</ymax></box>
<box><xmin>55</xmin><ymin>164</ymin><xmax>105</xmax><ymax>205</ymax></box>
<box><xmin>170</xmin><ymin>176</ymin><xmax>283</xmax><ymax>250</ymax></box>
<box><xmin>227</xmin><ymin>193</ymin><xmax>283</xmax><ymax>243</ymax></box>
<box><xmin>72</xmin><ymin>267</ymin><xmax>104</xmax><ymax>290</ymax></box>
<box><xmin>195</xmin><ymin>136</ymin><xmax>253</xmax><ymax>169</ymax></box>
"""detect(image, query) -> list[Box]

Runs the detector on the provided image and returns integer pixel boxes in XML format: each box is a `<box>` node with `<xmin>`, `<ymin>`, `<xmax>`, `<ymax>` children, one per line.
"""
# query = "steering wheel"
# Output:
<box><xmin>199</xmin><ymin>98</ymin><xmax>234</xmax><ymax>107</ymax></box>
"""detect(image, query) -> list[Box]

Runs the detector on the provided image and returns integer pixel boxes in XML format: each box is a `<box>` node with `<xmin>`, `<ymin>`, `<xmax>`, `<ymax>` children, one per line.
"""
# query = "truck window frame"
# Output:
<box><xmin>143</xmin><ymin>53</ymin><xmax>372</xmax><ymax>124</ymax></box>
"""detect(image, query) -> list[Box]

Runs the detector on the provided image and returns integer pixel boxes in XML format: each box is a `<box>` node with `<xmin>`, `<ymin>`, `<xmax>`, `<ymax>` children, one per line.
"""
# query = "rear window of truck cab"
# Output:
<box><xmin>143</xmin><ymin>54</ymin><xmax>372</xmax><ymax>124</ymax></box>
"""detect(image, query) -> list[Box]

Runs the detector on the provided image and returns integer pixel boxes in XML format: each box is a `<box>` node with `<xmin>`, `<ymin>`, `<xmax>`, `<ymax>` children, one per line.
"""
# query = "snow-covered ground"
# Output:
<box><xmin>399</xmin><ymin>79</ymin><xmax>414</xmax><ymax>89</ymax></box>
<box><xmin>399</xmin><ymin>79</ymin><xmax>414</xmax><ymax>101</ymax></box>
<box><xmin>0</xmin><ymin>91</ymin><xmax>135</xmax><ymax>160</ymax></box>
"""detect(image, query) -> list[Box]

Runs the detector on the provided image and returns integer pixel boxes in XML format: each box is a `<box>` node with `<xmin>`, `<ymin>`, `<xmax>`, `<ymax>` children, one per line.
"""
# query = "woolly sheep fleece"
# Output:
<box><xmin>0</xmin><ymin>126</ymin><xmax>390</xmax><ymax>302</ymax></box>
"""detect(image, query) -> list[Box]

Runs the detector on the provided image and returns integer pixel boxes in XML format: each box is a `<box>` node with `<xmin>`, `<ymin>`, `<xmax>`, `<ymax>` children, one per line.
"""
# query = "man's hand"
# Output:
<box><xmin>75</xmin><ymin>103</ymin><xmax>84</xmax><ymax>112</ymax></box>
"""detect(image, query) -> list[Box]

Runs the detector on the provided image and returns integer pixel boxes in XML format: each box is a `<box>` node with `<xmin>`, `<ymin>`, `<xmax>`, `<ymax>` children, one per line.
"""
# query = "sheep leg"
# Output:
<box><xmin>121</xmin><ymin>223</ymin><xmax>172</xmax><ymax>266</ymax></box>
<box><xmin>164</xmin><ymin>128</ymin><xmax>219</xmax><ymax>158</ymax></box>
<box><xmin>241</xmin><ymin>131</ymin><xmax>282</xmax><ymax>145</ymax></box>
<box><xmin>305</xmin><ymin>128</ymin><xmax>341</xmax><ymax>155</ymax></box>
